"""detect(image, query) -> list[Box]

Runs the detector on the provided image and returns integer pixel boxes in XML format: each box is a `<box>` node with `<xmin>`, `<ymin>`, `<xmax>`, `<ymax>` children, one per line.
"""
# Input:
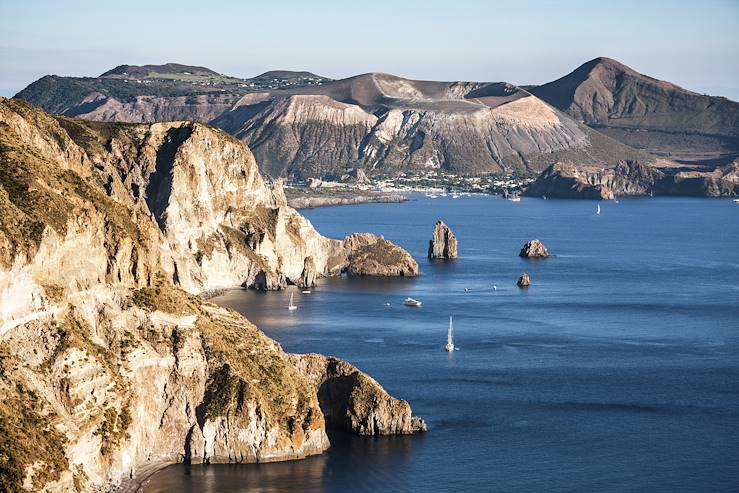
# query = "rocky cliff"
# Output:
<box><xmin>428</xmin><ymin>221</ymin><xmax>458</xmax><ymax>259</ymax></box>
<box><xmin>524</xmin><ymin>160</ymin><xmax>739</xmax><ymax>199</ymax></box>
<box><xmin>291</xmin><ymin>354</ymin><xmax>427</xmax><ymax>435</ymax></box>
<box><xmin>0</xmin><ymin>98</ymin><xmax>423</xmax><ymax>492</ymax></box>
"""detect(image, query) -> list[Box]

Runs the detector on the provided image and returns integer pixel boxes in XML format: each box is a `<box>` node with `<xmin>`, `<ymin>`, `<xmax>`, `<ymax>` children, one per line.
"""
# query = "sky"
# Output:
<box><xmin>1</xmin><ymin>0</ymin><xmax>738</xmax><ymax>99</ymax></box>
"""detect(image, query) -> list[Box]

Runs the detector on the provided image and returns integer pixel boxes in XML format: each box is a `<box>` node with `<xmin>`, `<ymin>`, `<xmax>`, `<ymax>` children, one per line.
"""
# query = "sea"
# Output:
<box><xmin>145</xmin><ymin>195</ymin><xmax>739</xmax><ymax>492</ymax></box>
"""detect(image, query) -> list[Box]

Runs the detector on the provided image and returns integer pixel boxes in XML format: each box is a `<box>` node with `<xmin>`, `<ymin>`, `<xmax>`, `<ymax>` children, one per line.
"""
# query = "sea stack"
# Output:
<box><xmin>428</xmin><ymin>220</ymin><xmax>459</xmax><ymax>259</ymax></box>
<box><xmin>519</xmin><ymin>240</ymin><xmax>550</xmax><ymax>258</ymax></box>
<box><xmin>517</xmin><ymin>272</ymin><xmax>531</xmax><ymax>288</ymax></box>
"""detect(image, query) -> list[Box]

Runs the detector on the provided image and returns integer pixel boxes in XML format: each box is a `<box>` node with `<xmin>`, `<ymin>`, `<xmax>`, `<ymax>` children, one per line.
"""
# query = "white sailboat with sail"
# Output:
<box><xmin>596</xmin><ymin>203</ymin><xmax>601</xmax><ymax>215</ymax></box>
<box><xmin>445</xmin><ymin>316</ymin><xmax>456</xmax><ymax>352</ymax></box>
<box><xmin>288</xmin><ymin>293</ymin><xmax>297</xmax><ymax>311</ymax></box>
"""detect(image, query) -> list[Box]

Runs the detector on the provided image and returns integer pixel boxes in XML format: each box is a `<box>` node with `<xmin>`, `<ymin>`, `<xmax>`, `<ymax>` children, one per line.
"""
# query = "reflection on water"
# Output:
<box><xmin>144</xmin><ymin>430</ymin><xmax>419</xmax><ymax>493</ymax></box>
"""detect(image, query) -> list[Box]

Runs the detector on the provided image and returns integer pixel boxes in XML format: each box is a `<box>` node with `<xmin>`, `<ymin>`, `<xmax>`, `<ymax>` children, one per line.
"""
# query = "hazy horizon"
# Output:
<box><xmin>1</xmin><ymin>0</ymin><xmax>738</xmax><ymax>100</ymax></box>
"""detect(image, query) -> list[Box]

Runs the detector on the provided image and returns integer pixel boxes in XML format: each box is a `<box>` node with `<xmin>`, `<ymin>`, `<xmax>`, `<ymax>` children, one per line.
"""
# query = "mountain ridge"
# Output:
<box><xmin>12</xmin><ymin>58</ymin><xmax>737</xmax><ymax>188</ymax></box>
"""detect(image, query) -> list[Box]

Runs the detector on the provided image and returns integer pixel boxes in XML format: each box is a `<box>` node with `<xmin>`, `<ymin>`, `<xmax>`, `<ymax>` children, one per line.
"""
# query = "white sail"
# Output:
<box><xmin>288</xmin><ymin>293</ymin><xmax>297</xmax><ymax>310</ymax></box>
<box><xmin>596</xmin><ymin>203</ymin><xmax>601</xmax><ymax>215</ymax></box>
<box><xmin>445</xmin><ymin>316</ymin><xmax>455</xmax><ymax>352</ymax></box>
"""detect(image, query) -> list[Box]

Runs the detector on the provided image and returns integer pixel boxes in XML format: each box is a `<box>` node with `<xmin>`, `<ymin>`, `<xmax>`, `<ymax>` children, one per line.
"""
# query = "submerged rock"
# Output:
<box><xmin>291</xmin><ymin>354</ymin><xmax>427</xmax><ymax>435</ymax></box>
<box><xmin>517</xmin><ymin>272</ymin><xmax>531</xmax><ymax>288</ymax></box>
<box><xmin>342</xmin><ymin>233</ymin><xmax>419</xmax><ymax>277</ymax></box>
<box><xmin>519</xmin><ymin>239</ymin><xmax>550</xmax><ymax>258</ymax></box>
<box><xmin>428</xmin><ymin>220</ymin><xmax>458</xmax><ymax>259</ymax></box>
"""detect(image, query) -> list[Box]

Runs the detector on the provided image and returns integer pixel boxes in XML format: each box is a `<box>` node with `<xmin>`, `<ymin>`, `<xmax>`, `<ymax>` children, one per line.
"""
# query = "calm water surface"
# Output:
<box><xmin>146</xmin><ymin>195</ymin><xmax>739</xmax><ymax>492</ymax></box>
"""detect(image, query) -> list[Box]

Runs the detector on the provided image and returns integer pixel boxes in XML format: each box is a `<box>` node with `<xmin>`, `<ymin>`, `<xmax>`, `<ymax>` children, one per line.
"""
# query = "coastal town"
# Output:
<box><xmin>283</xmin><ymin>170</ymin><xmax>535</xmax><ymax>207</ymax></box>
<box><xmin>285</xmin><ymin>169</ymin><xmax>535</xmax><ymax>201</ymax></box>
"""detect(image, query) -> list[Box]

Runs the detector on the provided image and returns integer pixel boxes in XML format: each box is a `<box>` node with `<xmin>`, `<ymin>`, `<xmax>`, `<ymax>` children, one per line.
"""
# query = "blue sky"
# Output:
<box><xmin>1</xmin><ymin>0</ymin><xmax>738</xmax><ymax>99</ymax></box>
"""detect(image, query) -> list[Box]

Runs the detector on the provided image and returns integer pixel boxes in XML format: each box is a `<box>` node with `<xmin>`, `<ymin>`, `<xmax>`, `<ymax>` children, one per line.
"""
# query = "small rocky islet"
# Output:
<box><xmin>519</xmin><ymin>239</ymin><xmax>551</xmax><ymax>258</ymax></box>
<box><xmin>428</xmin><ymin>220</ymin><xmax>459</xmax><ymax>259</ymax></box>
<box><xmin>517</xmin><ymin>272</ymin><xmax>532</xmax><ymax>288</ymax></box>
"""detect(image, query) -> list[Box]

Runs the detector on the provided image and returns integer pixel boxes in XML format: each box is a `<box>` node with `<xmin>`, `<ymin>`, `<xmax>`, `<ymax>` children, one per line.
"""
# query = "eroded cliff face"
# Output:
<box><xmin>1</xmin><ymin>285</ymin><xmax>329</xmax><ymax>491</ymax></box>
<box><xmin>16</xmin><ymin>69</ymin><xmax>646</xmax><ymax>178</ymax></box>
<box><xmin>215</xmin><ymin>85</ymin><xmax>593</xmax><ymax>177</ymax></box>
<box><xmin>524</xmin><ymin>161</ymin><xmax>739</xmax><ymax>199</ymax></box>
<box><xmin>0</xmin><ymin>98</ymin><xmax>424</xmax><ymax>492</ymax></box>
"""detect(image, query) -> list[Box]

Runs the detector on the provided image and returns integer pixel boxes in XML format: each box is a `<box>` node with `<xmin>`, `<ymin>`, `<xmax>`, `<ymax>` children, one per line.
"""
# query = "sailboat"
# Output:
<box><xmin>445</xmin><ymin>316</ymin><xmax>456</xmax><ymax>352</ymax></box>
<box><xmin>288</xmin><ymin>293</ymin><xmax>297</xmax><ymax>311</ymax></box>
<box><xmin>596</xmin><ymin>203</ymin><xmax>601</xmax><ymax>215</ymax></box>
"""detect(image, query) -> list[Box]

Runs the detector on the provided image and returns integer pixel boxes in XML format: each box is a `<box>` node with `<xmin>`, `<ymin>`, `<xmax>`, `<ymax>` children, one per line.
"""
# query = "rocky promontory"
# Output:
<box><xmin>428</xmin><ymin>220</ymin><xmax>458</xmax><ymax>259</ymax></box>
<box><xmin>291</xmin><ymin>354</ymin><xmax>427</xmax><ymax>435</ymax></box>
<box><xmin>524</xmin><ymin>163</ymin><xmax>615</xmax><ymax>199</ymax></box>
<box><xmin>342</xmin><ymin>233</ymin><xmax>420</xmax><ymax>277</ymax></box>
<box><xmin>0</xmin><ymin>98</ymin><xmax>423</xmax><ymax>492</ymax></box>
<box><xmin>525</xmin><ymin>161</ymin><xmax>739</xmax><ymax>199</ymax></box>
<box><xmin>519</xmin><ymin>240</ymin><xmax>550</xmax><ymax>258</ymax></box>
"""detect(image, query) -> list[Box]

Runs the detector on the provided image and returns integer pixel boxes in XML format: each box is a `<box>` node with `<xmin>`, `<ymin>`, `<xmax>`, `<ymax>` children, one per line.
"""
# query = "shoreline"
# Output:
<box><xmin>285</xmin><ymin>190</ymin><xmax>408</xmax><ymax>209</ymax></box>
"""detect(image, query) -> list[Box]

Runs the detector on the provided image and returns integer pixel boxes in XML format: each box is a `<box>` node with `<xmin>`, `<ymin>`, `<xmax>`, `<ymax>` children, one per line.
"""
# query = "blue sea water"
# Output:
<box><xmin>145</xmin><ymin>195</ymin><xmax>739</xmax><ymax>492</ymax></box>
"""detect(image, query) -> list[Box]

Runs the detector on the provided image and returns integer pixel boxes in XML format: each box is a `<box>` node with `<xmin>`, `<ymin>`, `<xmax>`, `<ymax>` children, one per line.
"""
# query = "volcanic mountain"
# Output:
<box><xmin>528</xmin><ymin>57</ymin><xmax>739</xmax><ymax>162</ymax></box>
<box><xmin>14</xmin><ymin>64</ymin><xmax>648</xmax><ymax>177</ymax></box>
<box><xmin>13</xmin><ymin>58</ymin><xmax>738</xmax><ymax>187</ymax></box>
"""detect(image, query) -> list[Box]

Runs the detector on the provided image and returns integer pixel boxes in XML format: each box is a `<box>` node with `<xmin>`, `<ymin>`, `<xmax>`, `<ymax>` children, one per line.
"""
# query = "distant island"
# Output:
<box><xmin>13</xmin><ymin>57</ymin><xmax>738</xmax><ymax>198</ymax></box>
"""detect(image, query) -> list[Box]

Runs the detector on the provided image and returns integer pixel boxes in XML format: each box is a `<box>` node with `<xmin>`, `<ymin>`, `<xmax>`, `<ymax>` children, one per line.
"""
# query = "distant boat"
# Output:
<box><xmin>288</xmin><ymin>293</ymin><xmax>297</xmax><ymax>311</ymax></box>
<box><xmin>733</xmin><ymin>199</ymin><xmax>739</xmax><ymax>203</ymax></box>
<box><xmin>464</xmin><ymin>287</ymin><xmax>470</xmax><ymax>292</ymax></box>
<box><xmin>493</xmin><ymin>285</ymin><xmax>498</xmax><ymax>291</ymax></box>
<box><xmin>596</xmin><ymin>203</ymin><xmax>601</xmax><ymax>215</ymax></box>
<box><xmin>301</xmin><ymin>290</ymin><xmax>311</xmax><ymax>294</ymax></box>
<box><xmin>404</xmin><ymin>297</ymin><xmax>422</xmax><ymax>307</ymax></box>
<box><xmin>508</xmin><ymin>192</ymin><xmax>521</xmax><ymax>202</ymax></box>
<box><xmin>445</xmin><ymin>316</ymin><xmax>456</xmax><ymax>352</ymax></box>
<box><xmin>452</xmin><ymin>194</ymin><xmax>460</xmax><ymax>199</ymax></box>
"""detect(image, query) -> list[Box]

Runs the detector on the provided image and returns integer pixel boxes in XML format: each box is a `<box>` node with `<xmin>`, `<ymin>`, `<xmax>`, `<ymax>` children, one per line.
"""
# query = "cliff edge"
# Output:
<box><xmin>0</xmin><ymin>98</ymin><xmax>423</xmax><ymax>492</ymax></box>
